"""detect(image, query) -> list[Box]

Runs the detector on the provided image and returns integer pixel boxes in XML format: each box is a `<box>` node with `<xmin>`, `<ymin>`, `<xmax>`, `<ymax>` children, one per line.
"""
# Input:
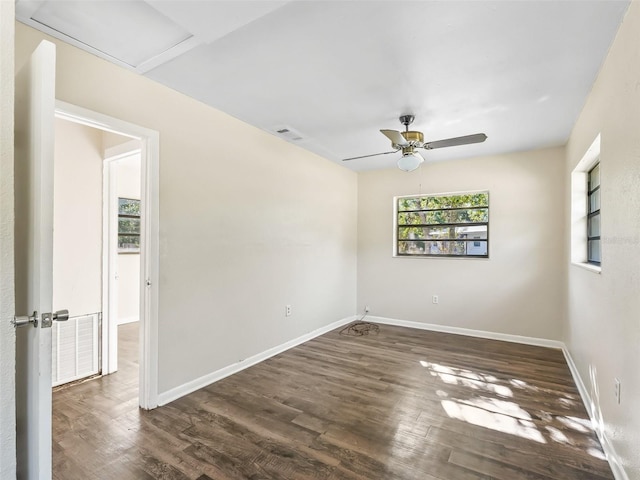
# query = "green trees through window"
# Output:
<box><xmin>396</xmin><ymin>192</ymin><xmax>489</xmax><ymax>257</ymax></box>
<box><xmin>118</xmin><ymin>198</ymin><xmax>141</xmax><ymax>252</ymax></box>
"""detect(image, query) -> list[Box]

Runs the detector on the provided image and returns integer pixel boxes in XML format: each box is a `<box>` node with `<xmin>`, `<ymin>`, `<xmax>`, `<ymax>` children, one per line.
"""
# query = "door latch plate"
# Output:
<box><xmin>42</xmin><ymin>312</ymin><xmax>53</xmax><ymax>328</ymax></box>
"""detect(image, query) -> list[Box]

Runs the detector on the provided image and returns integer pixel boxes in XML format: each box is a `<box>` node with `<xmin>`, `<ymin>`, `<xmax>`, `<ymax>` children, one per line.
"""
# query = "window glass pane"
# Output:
<box><xmin>589</xmin><ymin>163</ymin><xmax>600</xmax><ymax>191</ymax></box>
<box><xmin>588</xmin><ymin>214</ymin><xmax>600</xmax><ymax>237</ymax></box>
<box><xmin>398</xmin><ymin>208</ymin><xmax>488</xmax><ymax>225</ymax></box>
<box><xmin>398</xmin><ymin>240</ymin><xmax>429</xmax><ymax>255</ymax></box>
<box><xmin>118</xmin><ymin>198</ymin><xmax>140</xmax><ymax>215</ymax></box>
<box><xmin>458</xmin><ymin>227</ymin><xmax>487</xmax><ymax>241</ymax></box>
<box><xmin>398</xmin><ymin>240</ymin><xmax>488</xmax><ymax>256</ymax></box>
<box><xmin>118</xmin><ymin>235</ymin><xmax>140</xmax><ymax>250</ymax></box>
<box><xmin>588</xmin><ymin>239</ymin><xmax>601</xmax><ymax>263</ymax></box>
<box><xmin>427</xmin><ymin>241</ymin><xmax>467</xmax><ymax>256</ymax></box>
<box><xmin>118</xmin><ymin>217</ymin><xmax>140</xmax><ymax>234</ymax></box>
<box><xmin>423</xmin><ymin>194</ymin><xmax>489</xmax><ymax>210</ymax></box>
<box><xmin>398</xmin><ymin>225</ymin><xmax>487</xmax><ymax>240</ymax></box>
<box><xmin>398</xmin><ymin>193</ymin><xmax>488</xmax><ymax>211</ymax></box>
<box><xmin>397</xmin><ymin>197</ymin><xmax>423</xmax><ymax>212</ymax></box>
<box><xmin>466</xmin><ymin>241</ymin><xmax>488</xmax><ymax>256</ymax></box>
<box><xmin>589</xmin><ymin>188</ymin><xmax>600</xmax><ymax>213</ymax></box>
<box><xmin>399</xmin><ymin>240</ymin><xmax>463</xmax><ymax>255</ymax></box>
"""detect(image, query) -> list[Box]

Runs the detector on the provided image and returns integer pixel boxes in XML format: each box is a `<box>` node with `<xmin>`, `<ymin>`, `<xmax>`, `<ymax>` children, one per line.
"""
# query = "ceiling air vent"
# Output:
<box><xmin>272</xmin><ymin>126</ymin><xmax>305</xmax><ymax>142</ymax></box>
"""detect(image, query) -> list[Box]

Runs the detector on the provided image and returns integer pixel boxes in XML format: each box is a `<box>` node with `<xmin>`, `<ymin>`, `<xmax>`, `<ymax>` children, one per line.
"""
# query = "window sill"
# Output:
<box><xmin>393</xmin><ymin>254</ymin><xmax>489</xmax><ymax>260</ymax></box>
<box><xmin>572</xmin><ymin>262</ymin><xmax>601</xmax><ymax>274</ymax></box>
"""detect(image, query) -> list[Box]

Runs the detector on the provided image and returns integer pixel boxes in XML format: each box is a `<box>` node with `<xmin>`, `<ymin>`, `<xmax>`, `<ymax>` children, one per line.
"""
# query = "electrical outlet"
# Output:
<box><xmin>432</xmin><ymin>295</ymin><xmax>439</xmax><ymax>304</ymax></box>
<box><xmin>614</xmin><ymin>378</ymin><xmax>621</xmax><ymax>404</ymax></box>
<box><xmin>285</xmin><ymin>305</ymin><xmax>292</xmax><ymax>317</ymax></box>
<box><xmin>365</xmin><ymin>305</ymin><xmax>370</xmax><ymax>313</ymax></box>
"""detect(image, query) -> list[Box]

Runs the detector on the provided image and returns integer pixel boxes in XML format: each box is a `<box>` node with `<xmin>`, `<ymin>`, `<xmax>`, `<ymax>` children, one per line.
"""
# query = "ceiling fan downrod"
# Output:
<box><xmin>399</xmin><ymin>114</ymin><xmax>415</xmax><ymax>131</ymax></box>
<box><xmin>398</xmin><ymin>114</ymin><xmax>424</xmax><ymax>147</ymax></box>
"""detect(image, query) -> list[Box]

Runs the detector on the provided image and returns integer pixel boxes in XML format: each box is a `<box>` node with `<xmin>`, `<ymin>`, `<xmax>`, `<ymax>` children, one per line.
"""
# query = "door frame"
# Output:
<box><xmin>54</xmin><ymin>100</ymin><xmax>160</xmax><ymax>409</ymax></box>
<box><xmin>102</xmin><ymin>144</ymin><xmax>141</xmax><ymax>376</ymax></box>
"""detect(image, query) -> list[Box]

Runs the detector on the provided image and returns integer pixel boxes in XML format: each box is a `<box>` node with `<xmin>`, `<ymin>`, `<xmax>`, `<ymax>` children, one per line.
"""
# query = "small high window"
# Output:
<box><xmin>395</xmin><ymin>191</ymin><xmax>489</xmax><ymax>258</ymax></box>
<box><xmin>118</xmin><ymin>197</ymin><xmax>141</xmax><ymax>253</ymax></box>
<box><xmin>587</xmin><ymin>163</ymin><xmax>601</xmax><ymax>265</ymax></box>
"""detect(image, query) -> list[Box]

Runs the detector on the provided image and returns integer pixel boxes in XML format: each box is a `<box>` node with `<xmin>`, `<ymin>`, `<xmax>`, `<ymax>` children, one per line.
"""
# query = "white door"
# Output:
<box><xmin>14</xmin><ymin>40</ymin><xmax>57</xmax><ymax>480</ymax></box>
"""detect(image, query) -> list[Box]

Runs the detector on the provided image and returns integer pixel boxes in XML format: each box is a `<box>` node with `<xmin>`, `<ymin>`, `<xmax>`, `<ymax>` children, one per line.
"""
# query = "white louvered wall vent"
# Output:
<box><xmin>52</xmin><ymin>313</ymin><xmax>100</xmax><ymax>387</ymax></box>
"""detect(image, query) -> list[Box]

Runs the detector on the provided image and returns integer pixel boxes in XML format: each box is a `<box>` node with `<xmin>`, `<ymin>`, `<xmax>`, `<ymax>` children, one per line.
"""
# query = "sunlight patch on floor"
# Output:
<box><xmin>440</xmin><ymin>398</ymin><xmax>547</xmax><ymax>443</ymax></box>
<box><xmin>557</xmin><ymin>416</ymin><xmax>591</xmax><ymax>433</ymax></box>
<box><xmin>587</xmin><ymin>447</ymin><xmax>607</xmax><ymax>460</ymax></box>
<box><xmin>420</xmin><ymin>360</ymin><xmax>605</xmax><ymax>457</ymax></box>
<box><xmin>509</xmin><ymin>378</ymin><xmax>539</xmax><ymax>392</ymax></box>
<box><xmin>420</xmin><ymin>360</ymin><xmax>513</xmax><ymax>398</ymax></box>
<box><xmin>545</xmin><ymin>425</ymin><xmax>571</xmax><ymax>444</ymax></box>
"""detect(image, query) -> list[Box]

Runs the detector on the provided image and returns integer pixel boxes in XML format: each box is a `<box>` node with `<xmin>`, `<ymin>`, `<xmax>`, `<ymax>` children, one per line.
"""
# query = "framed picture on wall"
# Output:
<box><xmin>118</xmin><ymin>198</ymin><xmax>141</xmax><ymax>253</ymax></box>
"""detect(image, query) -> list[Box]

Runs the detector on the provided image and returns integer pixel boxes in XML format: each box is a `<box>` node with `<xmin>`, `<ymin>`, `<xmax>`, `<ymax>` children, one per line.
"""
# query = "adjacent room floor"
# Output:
<box><xmin>52</xmin><ymin>323</ymin><xmax>613</xmax><ymax>479</ymax></box>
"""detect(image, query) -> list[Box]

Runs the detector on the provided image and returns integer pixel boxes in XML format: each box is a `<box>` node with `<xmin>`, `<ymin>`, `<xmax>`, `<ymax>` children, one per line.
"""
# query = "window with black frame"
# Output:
<box><xmin>396</xmin><ymin>192</ymin><xmax>489</xmax><ymax>258</ymax></box>
<box><xmin>587</xmin><ymin>163</ymin><xmax>601</xmax><ymax>265</ymax></box>
<box><xmin>118</xmin><ymin>198</ymin><xmax>140</xmax><ymax>253</ymax></box>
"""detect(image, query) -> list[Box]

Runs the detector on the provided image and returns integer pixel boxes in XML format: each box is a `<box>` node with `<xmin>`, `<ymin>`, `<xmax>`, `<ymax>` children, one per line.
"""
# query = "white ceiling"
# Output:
<box><xmin>17</xmin><ymin>0</ymin><xmax>630</xmax><ymax>171</ymax></box>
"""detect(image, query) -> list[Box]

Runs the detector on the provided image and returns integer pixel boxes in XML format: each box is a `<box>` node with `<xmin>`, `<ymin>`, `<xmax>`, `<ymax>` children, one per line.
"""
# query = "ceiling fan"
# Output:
<box><xmin>342</xmin><ymin>115</ymin><xmax>487</xmax><ymax>172</ymax></box>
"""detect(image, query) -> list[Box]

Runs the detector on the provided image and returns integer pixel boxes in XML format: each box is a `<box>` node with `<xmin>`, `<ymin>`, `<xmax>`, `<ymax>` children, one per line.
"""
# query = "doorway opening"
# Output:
<box><xmin>53</xmin><ymin>101</ymin><xmax>159</xmax><ymax>409</ymax></box>
<box><xmin>51</xmin><ymin>123</ymin><xmax>142</xmax><ymax>398</ymax></box>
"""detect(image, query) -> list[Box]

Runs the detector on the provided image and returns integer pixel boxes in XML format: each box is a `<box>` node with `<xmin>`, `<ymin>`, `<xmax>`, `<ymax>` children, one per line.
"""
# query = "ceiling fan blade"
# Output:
<box><xmin>424</xmin><ymin>133</ymin><xmax>487</xmax><ymax>150</ymax></box>
<box><xmin>342</xmin><ymin>150</ymin><xmax>399</xmax><ymax>161</ymax></box>
<box><xmin>380</xmin><ymin>129</ymin><xmax>409</xmax><ymax>147</ymax></box>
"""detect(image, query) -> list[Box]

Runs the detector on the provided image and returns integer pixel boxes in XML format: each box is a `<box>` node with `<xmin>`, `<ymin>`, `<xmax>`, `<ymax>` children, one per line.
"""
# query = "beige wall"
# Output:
<box><xmin>0</xmin><ymin>2</ymin><xmax>15</xmax><ymax>478</ymax></box>
<box><xmin>52</xmin><ymin>118</ymin><xmax>102</xmax><ymax>316</ymax></box>
<box><xmin>15</xmin><ymin>22</ymin><xmax>358</xmax><ymax>394</ymax></box>
<box><xmin>115</xmin><ymin>154</ymin><xmax>141</xmax><ymax>324</ymax></box>
<box><xmin>565</xmin><ymin>2</ymin><xmax>640</xmax><ymax>478</ymax></box>
<box><xmin>358</xmin><ymin>147</ymin><xmax>566</xmax><ymax>340</ymax></box>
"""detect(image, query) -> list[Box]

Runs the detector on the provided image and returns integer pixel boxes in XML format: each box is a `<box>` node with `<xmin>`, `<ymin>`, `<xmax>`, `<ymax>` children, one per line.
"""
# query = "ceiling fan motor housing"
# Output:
<box><xmin>400</xmin><ymin>130</ymin><xmax>424</xmax><ymax>148</ymax></box>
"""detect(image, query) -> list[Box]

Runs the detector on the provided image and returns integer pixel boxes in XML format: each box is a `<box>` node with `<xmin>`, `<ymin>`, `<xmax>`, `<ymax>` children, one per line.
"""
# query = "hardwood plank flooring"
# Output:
<box><xmin>53</xmin><ymin>323</ymin><xmax>613</xmax><ymax>479</ymax></box>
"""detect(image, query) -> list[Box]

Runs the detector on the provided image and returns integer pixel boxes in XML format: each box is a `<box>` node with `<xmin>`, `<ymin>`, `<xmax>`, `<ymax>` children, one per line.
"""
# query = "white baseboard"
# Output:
<box><xmin>117</xmin><ymin>316</ymin><xmax>139</xmax><ymax>325</ymax></box>
<box><xmin>157</xmin><ymin>315</ymin><xmax>356</xmax><ymax>406</ymax></box>
<box><xmin>367</xmin><ymin>315</ymin><xmax>565</xmax><ymax>349</ymax></box>
<box><xmin>562</xmin><ymin>349</ymin><xmax>629</xmax><ymax>480</ymax></box>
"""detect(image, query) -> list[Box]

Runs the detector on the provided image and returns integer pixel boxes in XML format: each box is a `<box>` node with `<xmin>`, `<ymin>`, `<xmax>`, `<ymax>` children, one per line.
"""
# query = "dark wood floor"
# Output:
<box><xmin>53</xmin><ymin>322</ymin><xmax>613</xmax><ymax>480</ymax></box>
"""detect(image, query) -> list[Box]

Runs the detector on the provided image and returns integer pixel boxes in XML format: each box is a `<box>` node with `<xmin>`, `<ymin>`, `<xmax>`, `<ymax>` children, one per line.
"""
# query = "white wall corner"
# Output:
<box><xmin>562</xmin><ymin>348</ymin><xmax>630</xmax><ymax>480</ymax></box>
<box><xmin>157</xmin><ymin>315</ymin><xmax>357</xmax><ymax>406</ymax></box>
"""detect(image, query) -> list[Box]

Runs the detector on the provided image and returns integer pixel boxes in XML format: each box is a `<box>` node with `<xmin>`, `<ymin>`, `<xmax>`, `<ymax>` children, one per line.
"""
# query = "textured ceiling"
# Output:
<box><xmin>17</xmin><ymin>0</ymin><xmax>631</xmax><ymax>171</ymax></box>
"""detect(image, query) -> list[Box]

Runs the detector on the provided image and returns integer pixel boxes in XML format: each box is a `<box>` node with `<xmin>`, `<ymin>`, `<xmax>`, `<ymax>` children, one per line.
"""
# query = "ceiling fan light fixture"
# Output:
<box><xmin>397</xmin><ymin>152</ymin><xmax>424</xmax><ymax>172</ymax></box>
